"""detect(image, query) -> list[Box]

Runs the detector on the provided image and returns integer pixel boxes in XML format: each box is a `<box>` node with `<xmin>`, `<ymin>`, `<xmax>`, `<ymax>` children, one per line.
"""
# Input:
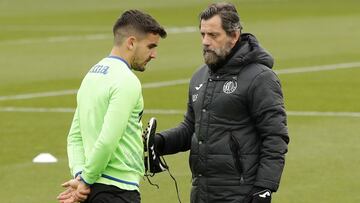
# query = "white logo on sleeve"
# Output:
<box><xmin>195</xmin><ymin>83</ymin><xmax>203</xmax><ymax>90</ymax></box>
<box><xmin>259</xmin><ymin>191</ymin><xmax>271</xmax><ymax>198</ymax></box>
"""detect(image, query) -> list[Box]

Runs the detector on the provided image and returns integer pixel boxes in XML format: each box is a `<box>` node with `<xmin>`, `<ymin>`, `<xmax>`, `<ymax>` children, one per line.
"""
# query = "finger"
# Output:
<box><xmin>61</xmin><ymin>178</ymin><xmax>79</xmax><ymax>188</ymax></box>
<box><xmin>57</xmin><ymin>192</ymin><xmax>73</xmax><ymax>201</ymax></box>
<box><xmin>76</xmin><ymin>194</ymin><xmax>87</xmax><ymax>202</ymax></box>
<box><xmin>62</xmin><ymin>179</ymin><xmax>79</xmax><ymax>190</ymax></box>
<box><xmin>75</xmin><ymin>191</ymin><xmax>88</xmax><ymax>202</ymax></box>
<box><xmin>57</xmin><ymin>189</ymin><xmax>70</xmax><ymax>199</ymax></box>
<box><xmin>69</xmin><ymin>195</ymin><xmax>78</xmax><ymax>203</ymax></box>
<box><xmin>68</xmin><ymin>179</ymin><xmax>79</xmax><ymax>187</ymax></box>
<box><xmin>58</xmin><ymin>187</ymin><xmax>77</xmax><ymax>199</ymax></box>
<box><xmin>61</xmin><ymin>181</ymin><xmax>71</xmax><ymax>187</ymax></box>
<box><xmin>61</xmin><ymin>196</ymin><xmax>71</xmax><ymax>203</ymax></box>
<box><xmin>63</xmin><ymin>196</ymin><xmax>75</xmax><ymax>203</ymax></box>
<box><xmin>78</xmin><ymin>187</ymin><xmax>91</xmax><ymax>195</ymax></box>
<box><xmin>57</xmin><ymin>189</ymin><xmax>74</xmax><ymax>200</ymax></box>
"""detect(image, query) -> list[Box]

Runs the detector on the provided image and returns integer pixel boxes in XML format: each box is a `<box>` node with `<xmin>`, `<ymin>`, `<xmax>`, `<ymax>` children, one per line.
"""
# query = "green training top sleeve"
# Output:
<box><xmin>67</xmin><ymin>108</ymin><xmax>86</xmax><ymax>177</ymax></box>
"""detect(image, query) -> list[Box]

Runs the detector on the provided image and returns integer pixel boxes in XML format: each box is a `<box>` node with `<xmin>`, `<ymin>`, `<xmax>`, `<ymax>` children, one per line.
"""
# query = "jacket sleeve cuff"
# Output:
<box><xmin>74</xmin><ymin>171</ymin><xmax>82</xmax><ymax>179</ymax></box>
<box><xmin>254</xmin><ymin>180</ymin><xmax>279</xmax><ymax>192</ymax></box>
<box><xmin>155</xmin><ymin>133</ymin><xmax>165</xmax><ymax>155</ymax></box>
<box><xmin>79</xmin><ymin>175</ymin><xmax>92</xmax><ymax>186</ymax></box>
<box><xmin>71</xmin><ymin>165</ymin><xmax>84</xmax><ymax>178</ymax></box>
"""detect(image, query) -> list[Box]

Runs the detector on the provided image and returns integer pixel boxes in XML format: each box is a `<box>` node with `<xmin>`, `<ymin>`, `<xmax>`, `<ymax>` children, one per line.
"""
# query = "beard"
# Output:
<box><xmin>203</xmin><ymin>41</ymin><xmax>233</xmax><ymax>66</ymax></box>
<box><xmin>131</xmin><ymin>57</ymin><xmax>151</xmax><ymax>72</ymax></box>
<box><xmin>131</xmin><ymin>63</ymin><xmax>145</xmax><ymax>72</ymax></box>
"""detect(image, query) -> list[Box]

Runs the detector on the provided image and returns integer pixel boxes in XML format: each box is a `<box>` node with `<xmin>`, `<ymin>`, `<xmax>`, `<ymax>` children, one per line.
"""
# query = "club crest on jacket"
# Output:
<box><xmin>223</xmin><ymin>80</ymin><xmax>237</xmax><ymax>94</ymax></box>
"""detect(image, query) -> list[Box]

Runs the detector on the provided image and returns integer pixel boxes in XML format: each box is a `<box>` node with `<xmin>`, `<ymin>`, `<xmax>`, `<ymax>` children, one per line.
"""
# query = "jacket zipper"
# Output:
<box><xmin>229</xmin><ymin>132</ymin><xmax>245</xmax><ymax>184</ymax></box>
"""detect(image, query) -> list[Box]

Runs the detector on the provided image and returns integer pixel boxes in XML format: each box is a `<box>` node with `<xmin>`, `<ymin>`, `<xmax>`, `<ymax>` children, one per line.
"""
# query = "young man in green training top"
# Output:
<box><xmin>57</xmin><ymin>10</ymin><xmax>167</xmax><ymax>203</ymax></box>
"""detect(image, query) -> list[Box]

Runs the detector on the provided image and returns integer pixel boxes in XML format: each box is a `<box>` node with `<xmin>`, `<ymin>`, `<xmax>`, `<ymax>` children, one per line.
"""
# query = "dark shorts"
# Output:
<box><xmin>84</xmin><ymin>183</ymin><xmax>140</xmax><ymax>203</ymax></box>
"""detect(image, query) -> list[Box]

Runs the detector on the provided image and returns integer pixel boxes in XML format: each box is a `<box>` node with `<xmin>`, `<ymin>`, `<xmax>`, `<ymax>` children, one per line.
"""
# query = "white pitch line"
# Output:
<box><xmin>166</xmin><ymin>26</ymin><xmax>197</xmax><ymax>34</ymax></box>
<box><xmin>0</xmin><ymin>107</ymin><xmax>75</xmax><ymax>113</ymax></box>
<box><xmin>0</xmin><ymin>89</ymin><xmax>78</xmax><ymax>101</ymax></box>
<box><xmin>287</xmin><ymin>111</ymin><xmax>360</xmax><ymax>118</ymax></box>
<box><xmin>275</xmin><ymin>62</ymin><xmax>360</xmax><ymax>75</ymax></box>
<box><xmin>0</xmin><ymin>79</ymin><xmax>190</xmax><ymax>101</ymax></box>
<box><xmin>1</xmin><ymin>107</ymin><xmax>360</xmax><ymax>118</ymax></box>
<box><xmin>1</xmin><ymin>61</ymin><xmax>359</xmax><ymax>102</ymax></box>
<box><xmin>0</xmin><ymin>107</ymin><xmax>184</xmax><ymax>115</ymax></box>
<box><xmin>0</xmin><ymin>26</ymin><xmax>198</xmax><ymax>45</ymax></box>
<box><xmin>144</xmin><ymin>109</ymin><xmax>185</xmax><ymax>115</ymax></box>
<box><xmin>1</xmin><ymin>34</ymin><xmax>110</xmax><ymax>45</ymax></box>
<box><xmin>142</xmin><ymin>79</ymin><xmax>189</xmax><ymax>88</ymax></box>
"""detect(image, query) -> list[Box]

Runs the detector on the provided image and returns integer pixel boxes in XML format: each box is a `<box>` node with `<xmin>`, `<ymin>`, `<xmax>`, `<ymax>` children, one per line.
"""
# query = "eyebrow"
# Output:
<box><xmin>201</xmin><ymin>31</ymin><xmax>220</xmax><ymax>35</ymax></box>
<box><xmin>148</xmin><ymin>43</ymin><xmax>157</xmax><ymax>49</ymax></box>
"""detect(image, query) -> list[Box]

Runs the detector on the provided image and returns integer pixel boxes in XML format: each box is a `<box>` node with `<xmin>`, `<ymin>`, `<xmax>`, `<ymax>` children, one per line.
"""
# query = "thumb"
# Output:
<box><xmin>62</xmin><ymin>179</ymin><xmax>78</xmax><ymax>188</ymax></box>
<box><xmin>61</xmin><ymin>181</ymin><xmax>71</xmax><ymax>188</ymax></box>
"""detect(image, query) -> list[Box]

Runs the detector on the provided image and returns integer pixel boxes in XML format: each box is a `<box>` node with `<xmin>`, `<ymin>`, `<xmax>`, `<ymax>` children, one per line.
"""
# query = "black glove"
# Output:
<box><xmin>243</xmin><ymin>187</ymin><xmax>272</xmax><ymax>203</ymax></box>
<box><xmin>251</xmin><ymin>188</ymin><xmax>272</xmax><ymax>203</ymax></box>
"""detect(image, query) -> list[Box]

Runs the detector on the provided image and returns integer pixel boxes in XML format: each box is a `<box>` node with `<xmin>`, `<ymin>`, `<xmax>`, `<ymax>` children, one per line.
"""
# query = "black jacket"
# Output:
<box><xmin>158</xmin><ymin>33</ymin><xmax>289</xmax><ymax>203</ymax></box>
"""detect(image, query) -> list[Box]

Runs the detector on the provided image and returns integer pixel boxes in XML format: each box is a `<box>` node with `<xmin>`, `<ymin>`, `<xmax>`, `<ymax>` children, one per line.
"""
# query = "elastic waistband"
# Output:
<box><xmin>101</xmin><ymin>174</ymin><xmax>139</xmax><ymax>187</ymax></box>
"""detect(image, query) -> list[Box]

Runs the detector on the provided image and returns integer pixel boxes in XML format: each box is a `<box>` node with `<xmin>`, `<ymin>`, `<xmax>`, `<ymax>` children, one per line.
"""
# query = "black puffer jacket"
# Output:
<box><xmin>158</xmin><ymin>33</ymin><xmax>289</xmax><ymax>203</ymax></box>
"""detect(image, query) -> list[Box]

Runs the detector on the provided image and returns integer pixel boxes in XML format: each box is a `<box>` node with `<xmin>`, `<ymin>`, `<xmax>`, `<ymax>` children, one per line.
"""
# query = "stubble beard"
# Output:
<box><xmin>131</xmin><ymin>57</ymin><xmax>150</xmax><ymax>72</ymax></box>
<box><xmin>132</xmin><ymin>63</ymin><xmax>145</xmax><ymax>72</ymax></box>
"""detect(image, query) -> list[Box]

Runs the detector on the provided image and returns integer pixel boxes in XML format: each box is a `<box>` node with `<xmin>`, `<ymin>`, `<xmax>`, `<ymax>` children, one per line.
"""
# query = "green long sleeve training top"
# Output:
<box><xmin>67</xmin><ymin>56</ymin><xmax>144</xmax><ymax>191</ymax></box>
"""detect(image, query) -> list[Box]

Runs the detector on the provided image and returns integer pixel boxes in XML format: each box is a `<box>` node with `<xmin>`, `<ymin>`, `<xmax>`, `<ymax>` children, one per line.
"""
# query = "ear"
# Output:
<box><xmin>126</xmin><ymin>36</ymin><xmax>137</xmax><ymax>51</ymax></box>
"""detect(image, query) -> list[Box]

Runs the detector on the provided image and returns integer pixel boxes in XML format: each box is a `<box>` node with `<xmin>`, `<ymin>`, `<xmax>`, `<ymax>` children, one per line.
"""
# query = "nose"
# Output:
<box><xmin>150</xmin><ymin>50</ymin><xmax>157</xmax><ymax>59</ymax></box>
<box><xmin>202</xmin><ymin>34</ymin><xmax>211</xmax><ymax>47</ymax></box>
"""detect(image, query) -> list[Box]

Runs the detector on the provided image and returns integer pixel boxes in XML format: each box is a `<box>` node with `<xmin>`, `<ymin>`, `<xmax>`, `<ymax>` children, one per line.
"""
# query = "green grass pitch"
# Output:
<box><xmin>1</xmin><ymin>0</ymin><xmax>360</xmax><ymax>202</ymax></box>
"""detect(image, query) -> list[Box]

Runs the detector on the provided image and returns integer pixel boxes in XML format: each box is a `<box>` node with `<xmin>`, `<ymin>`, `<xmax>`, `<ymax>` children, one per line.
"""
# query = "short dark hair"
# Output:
<box><xmin>113</xmin><ymin>10</ymin><xmax>167</xmax><ymax>43</ymax></box>
<box><xmin>199</xmin><ymin>3</ymin><xmax>242</xmax><ymax>35</ymax></box>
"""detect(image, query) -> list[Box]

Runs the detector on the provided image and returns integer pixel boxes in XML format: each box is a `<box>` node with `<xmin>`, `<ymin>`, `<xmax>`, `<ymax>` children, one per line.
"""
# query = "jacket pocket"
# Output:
<box><xmin>229</xmin><ymin>132</ymin><xmax>245</xmax><ymax>184</ymax></box>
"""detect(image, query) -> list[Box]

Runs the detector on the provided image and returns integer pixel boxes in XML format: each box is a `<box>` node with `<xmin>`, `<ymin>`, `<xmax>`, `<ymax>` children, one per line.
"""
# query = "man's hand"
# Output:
<box><xmin>243</xmin><ymin>187</ymin><xmax>272</xmax><ymax>203</ymax></box>
<box><xmin>57</xmin><ymin>178</ymin><xmax>79</xmax><ymax>203</ymax></box>
<box><xmin>74</xmin><ymin>181</ymin><xmax>91</xmax><ymax>202</ymax></box>
<box><xmin>251</xmin><ymin>188</ymin><xmax>272</xmax><ymax>203</ymax></box>
<box><xmin>57</xmin><ymin>177</ymin><xmax>90</xmax><ymax>203</ymax></box>
<box><xmin>57</xmin><ymin>187</ymin><xmax>76</xmax><ymax>203</ymax></box>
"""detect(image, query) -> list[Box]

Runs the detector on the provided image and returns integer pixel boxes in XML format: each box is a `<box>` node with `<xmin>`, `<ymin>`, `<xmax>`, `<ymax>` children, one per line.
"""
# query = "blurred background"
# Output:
<box><xmin>0</xmin><ymin>0</ymin><xmax>360</xmax><ymax>202</ymax></box>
